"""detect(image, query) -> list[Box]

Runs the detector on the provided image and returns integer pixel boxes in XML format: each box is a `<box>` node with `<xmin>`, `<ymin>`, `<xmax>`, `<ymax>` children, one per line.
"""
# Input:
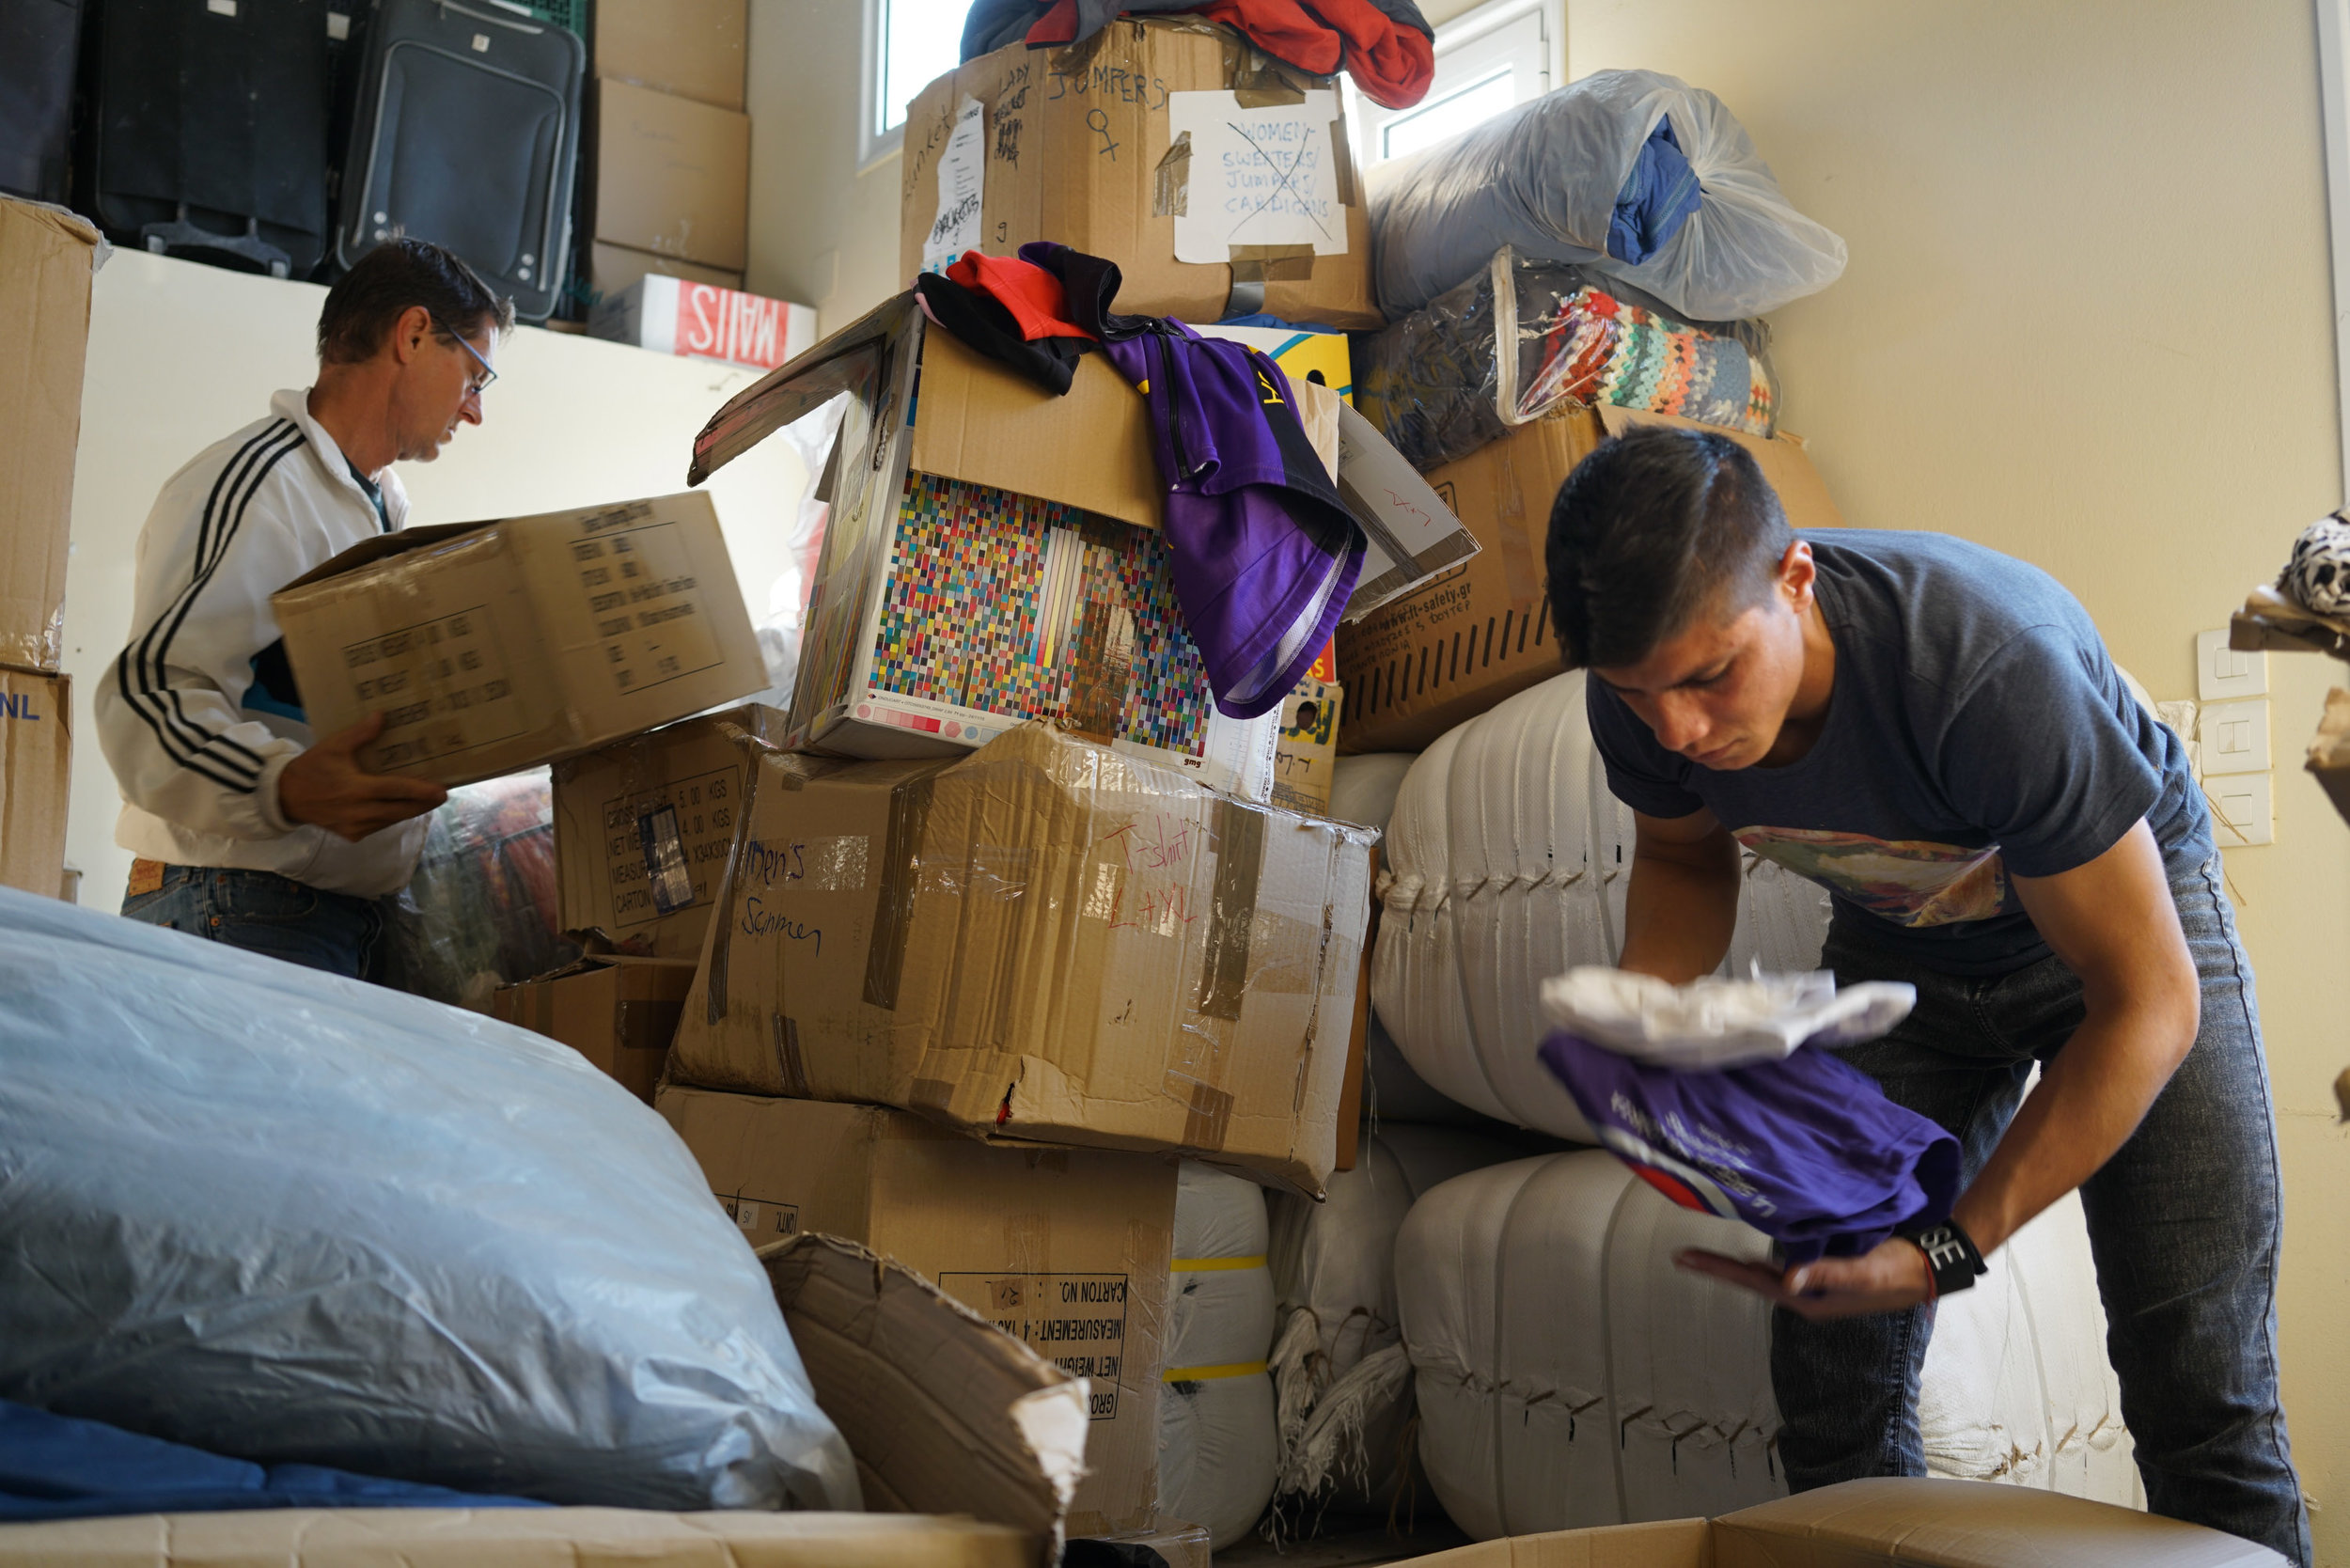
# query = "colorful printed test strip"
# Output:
<box><xmin>871</xmin><ymin>471</ymin><xmax>1215</xmax><ymax>757</ymax></box>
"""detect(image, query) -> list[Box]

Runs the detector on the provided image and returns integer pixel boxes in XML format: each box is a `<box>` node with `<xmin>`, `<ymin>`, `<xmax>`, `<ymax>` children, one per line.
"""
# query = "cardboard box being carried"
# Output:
<box><xmin>589</xmin><ymin>273</ymin><xmax>816</xmax><ymax>372</ymax></box>
<box><xmin>491</xmin><ymin>953</ymin><xmax>696</xmax><ymax>1103</ymax></box>
<box><xmin>592</xmin><ymin>79</ymin><xmax>749</xmax><ymax>271</ymax></box>
<box><xmin>684</xmin><ymin>292</ymin><xmax>1474</xmax><ymax>803</ymax></box>
<box><xmin>272</xmin><ymin>492</ymin><xmax>762</xmax><ymax>787</ymax></box>
<box><xmin>666</xmin><ymin>723</ymin><xmax>1374</xmax><ymax>1194</ymax></box>
<box><xmin>552</xmin><ymin>705</ymin><xmax>783</xmax><ymax>956</ymax></box>
<box><xmin>1385</xmin><ymin>1477</ymin><xmax>2280</xmax><ymax>1568</ymax></box>
<box><xmin>0</xmin><ymin>667</ymin><xmax>70</xmax><ymax>898</ymax></box>
<box><xmin>664</xmin><ymin>1087</ymin><xmax>1177</xmax><ymax>1535</ymax></box>
<box><xmin>902</xmin><ymin>19</ymin><xmax>1379</xmax><ymax>328</ymax></box>
<box><xmin>0</xmin><ymin>199</ymin><xmax>100</xmax><ymax>673</ymax></box>
<box><xmin>1338</xmin><ymin>405</ymin><xmax>1844</xmax><ymax>754</ymax></box>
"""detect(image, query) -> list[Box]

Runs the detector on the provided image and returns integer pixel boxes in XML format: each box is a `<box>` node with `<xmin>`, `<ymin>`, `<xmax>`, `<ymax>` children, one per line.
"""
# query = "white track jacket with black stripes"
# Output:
<box><xmin>96</xmin><ymin>389</ymin><xmax>431</xmax><ymax>897</ymax></box>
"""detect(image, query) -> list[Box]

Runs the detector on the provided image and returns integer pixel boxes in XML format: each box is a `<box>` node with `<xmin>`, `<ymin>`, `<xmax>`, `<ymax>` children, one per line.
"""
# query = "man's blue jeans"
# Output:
<box><xmin>121</xmin><ymin>865</ymin><xmax>383</xmax><ymax>981</ymax></box>
<box><xmin>1777</xmin><ymin>851</ymin><xmax>2311</xmax><ymax>1565</ymax></box>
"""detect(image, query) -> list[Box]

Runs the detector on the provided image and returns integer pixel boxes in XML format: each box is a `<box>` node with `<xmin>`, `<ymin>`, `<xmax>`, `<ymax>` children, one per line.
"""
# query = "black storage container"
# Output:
<box><xmin>0</xmin><ymin>0</ymin><xmax>83</xmax><ymax>203</ymax></box>
<box><xmin>86</xmin><ymin>0</ymin><xmax>334</xmax><ymax>277</ymax></box>
<box><xmin>336</xmin><ymin>0</ymin><xmax>584</xmax><ymax>321</ymax></box>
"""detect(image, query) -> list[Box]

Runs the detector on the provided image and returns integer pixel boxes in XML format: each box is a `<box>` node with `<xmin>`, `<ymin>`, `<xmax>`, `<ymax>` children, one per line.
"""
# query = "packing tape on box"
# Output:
<box><xmin>1161</xmin><ymin>1359</ymin><xmax>1270</xmax><ymax>1382</ymax></box>
<box><xmin>863</xmin><ymin>765</ymin><xmax>953</xmax><ymax>1011</ymax></box>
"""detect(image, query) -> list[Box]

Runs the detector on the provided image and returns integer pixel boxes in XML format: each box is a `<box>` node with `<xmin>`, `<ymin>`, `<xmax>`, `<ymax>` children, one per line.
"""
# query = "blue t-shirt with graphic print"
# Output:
<box><xmin>1586</xmin><ymin>529</ymin><xmax>2210</xmax><ymax>975</ymax></box>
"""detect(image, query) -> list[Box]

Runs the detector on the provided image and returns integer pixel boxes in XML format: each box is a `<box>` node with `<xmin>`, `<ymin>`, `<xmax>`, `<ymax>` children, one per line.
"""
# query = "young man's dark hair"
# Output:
<box><xmin>316</xmin><ymin>238</ymin><xmax>515</xmax><ymax>366</ymax></box>
<box><xmin>1545</xmin><ymin>425</ymin><xmax>1794</xmax><ymax>670</ymax></box>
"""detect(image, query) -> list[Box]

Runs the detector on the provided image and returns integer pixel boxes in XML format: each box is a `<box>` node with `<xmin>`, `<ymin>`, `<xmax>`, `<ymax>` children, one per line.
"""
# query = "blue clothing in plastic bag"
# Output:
<box><xmin>1538</xmin><ymin>1030</ymin><xmax>1960</xmax><ymax>1262</ymax></box>
<box><xmin>1608</xmin><ymin>119</ymin><xmax>1705</xmax><ymax>264</ymax></box>
<box><xmin>0</xmin><ymin>1402</ymin><xmax>541</xmax><ymax>1523</ymax></box>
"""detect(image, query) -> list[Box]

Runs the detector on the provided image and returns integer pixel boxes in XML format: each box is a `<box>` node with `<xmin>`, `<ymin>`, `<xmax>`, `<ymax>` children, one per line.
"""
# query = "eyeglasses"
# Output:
<box><xmin>432</xmin><ymin>316</ymin><xmax>498</xmax><ymax>397</ymax></box>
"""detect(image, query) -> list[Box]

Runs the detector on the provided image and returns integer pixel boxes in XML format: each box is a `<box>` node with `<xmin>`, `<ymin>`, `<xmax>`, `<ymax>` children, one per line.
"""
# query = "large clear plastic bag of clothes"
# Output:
<box><xmin>1369</xmin><ymin>71</ymin><xmax>1846</xmax><ymax>323</ymax></box>
<box><xmin>1355</xmin><ymin>247</ymin><xmax>1778</xmax><ymax>472</ymax></box>
<box><xmin>0</xmin><ymin>887</ymin><xmax>859</xmax><ymax>1513</ymax></box>
<box><xmin>379</xmin><ymin>768</ymin><xmax>573</xmax><ymax>1011</ymax></box>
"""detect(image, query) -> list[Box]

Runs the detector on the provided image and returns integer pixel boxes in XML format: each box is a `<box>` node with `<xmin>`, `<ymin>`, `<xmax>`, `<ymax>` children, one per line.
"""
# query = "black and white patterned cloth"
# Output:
<box><xmin>2283</xmin><ymin>511</ymin><xmax>2350</xmax><ymax>616</ymax></box>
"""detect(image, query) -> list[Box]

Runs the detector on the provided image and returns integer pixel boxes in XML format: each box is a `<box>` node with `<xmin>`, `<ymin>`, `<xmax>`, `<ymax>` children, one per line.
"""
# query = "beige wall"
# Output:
<box><xmin>1567</xmin><ymin>1</ymin><xmax>2350</xmax><ymax>1558</ymax></box>
<box><xmin>744</xmin><ymin>0</ymin><xmax>904</xmax><ymax>335</ymax></box>
<box><xmin>61</xmin><ymin>250</ymin><xmax>808</xmax><ymax>910</ymax></box>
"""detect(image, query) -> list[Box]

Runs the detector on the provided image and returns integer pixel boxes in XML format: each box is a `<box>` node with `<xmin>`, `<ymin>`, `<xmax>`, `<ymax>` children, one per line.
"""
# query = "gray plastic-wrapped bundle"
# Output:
<box><xmin>1370</xmin><ymin>71</ymin><xmax>1846</xmax><ymax>322</ymax></box>
<box><xmin>1355</xmin><ymin>248</ymin><xmax>1778</xmax><ymax>472</ymax></box>
<box><xmin>0</xmin><ymin>886</ymin><xmax>858</xmax><ymax>1513</ymax></box>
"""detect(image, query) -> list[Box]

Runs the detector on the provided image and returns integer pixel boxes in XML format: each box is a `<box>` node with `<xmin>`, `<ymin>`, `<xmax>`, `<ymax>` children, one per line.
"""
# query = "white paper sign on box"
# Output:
<box><xmin>1167</xmin><ymin>89</ymin><xmax>1347</xmax><ymax>265</ymax></box>
<box><xmin>924</xmin><ymin>96</ymin><xmax>986</xmax><ymax>272</ymax></box>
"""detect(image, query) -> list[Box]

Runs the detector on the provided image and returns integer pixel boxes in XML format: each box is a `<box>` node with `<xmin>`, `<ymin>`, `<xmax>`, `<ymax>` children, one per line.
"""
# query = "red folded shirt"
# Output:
<box><xmin>946</xmin><ymin>250</ymin><xmax>1094</xmax><ymax>342</ymax></box>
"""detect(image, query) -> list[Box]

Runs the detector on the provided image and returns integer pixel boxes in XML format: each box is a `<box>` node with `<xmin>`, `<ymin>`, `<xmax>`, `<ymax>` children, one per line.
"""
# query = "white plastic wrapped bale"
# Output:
<box><xmin>1368</xmin><ymin>70</ymin><xmax>1847</xmax><ymax>321</ymax></box>
<box><xmin>1158</xmin><ymin>1162</ymin><xmax>1279</xmax><ymax>1547</ymax></box>
<box><xmin>0</xmin><ymin>887</ymin><xmax>857</xmax><ymax>1512</ymax></box>
<box><xmin>1373</xmin><ymin>671</ymin><xmax>1833</xmax><ymax>1143</ymax></box>
<box><xmin>1264</xmin><ymin>1124</ymin><xmax>1533</xmax><ymax>1518</ymax></box>
<box><xmin>1396</xmin><ymin>1152</ymin><xmax>2138</xmax><ymax>1540</ymax></box>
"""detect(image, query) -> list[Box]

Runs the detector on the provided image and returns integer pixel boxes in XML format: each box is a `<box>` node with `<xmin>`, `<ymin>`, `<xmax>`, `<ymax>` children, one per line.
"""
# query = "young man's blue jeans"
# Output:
<box><xmin>1778</xmin><ymin>850</ymin><xmax>2311</xmax><ymax>1565</ymax></box>
<box><xmin>121</xmin><ymin>865</ymin><xmax>383</xmax><ymax>980</ymax></box>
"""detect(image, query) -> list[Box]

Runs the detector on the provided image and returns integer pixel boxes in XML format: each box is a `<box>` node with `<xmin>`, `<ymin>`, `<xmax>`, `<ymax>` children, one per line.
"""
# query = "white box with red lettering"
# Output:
<box><xmin>590</xmin><ymin>274</ymin><xmax>816</xmax><ymax>372</ymax></box>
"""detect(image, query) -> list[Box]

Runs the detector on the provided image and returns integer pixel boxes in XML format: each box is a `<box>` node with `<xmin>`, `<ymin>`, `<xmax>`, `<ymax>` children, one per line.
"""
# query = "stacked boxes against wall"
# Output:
<box><xmin>0</xmin><ymin>197</ymin><xmax>99</xmax><ymax>899</ymax></box>
<box><xmin>583</xmin><ymin>0</ymin><xmax>813</xmax><ymax>370</ymax></box>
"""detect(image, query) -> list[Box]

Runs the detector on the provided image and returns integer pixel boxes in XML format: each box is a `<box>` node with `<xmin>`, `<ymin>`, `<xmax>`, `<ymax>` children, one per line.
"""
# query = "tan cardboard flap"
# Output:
<box><xmin>690</xmin><ymin>294</ymin><xmax>910</xmax><ymax>486</ymax></box>
<box><xmin>763</xmin><ymin>1232</ymin><xmax>1084</xmax><ymax>1560</ymax></box>
<box><xmin>908</xmin><ymin>325</ymin><xmax>1164</xmax><ymax>533</ymax></box>
<box><xmin>663</xmin><ymin>1088</ymin><xmax>1176</xmax><ymax>1534</ymax></box>
<box><xmin>0</xmin><ymin>1507</ymin><xmax>1034</xmax><ymax>1565</ymax></box>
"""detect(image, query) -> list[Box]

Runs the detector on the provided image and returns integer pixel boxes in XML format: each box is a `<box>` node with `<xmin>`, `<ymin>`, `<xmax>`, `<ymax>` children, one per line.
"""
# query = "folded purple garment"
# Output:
<box><xmin>1538</xmin><ymin>1031</ymin><xmax>1961</xmax><ymax>1262</ymax></box>
<box><xmin>1024</xmin><ymin>242</ymin><xmax>1363</xmax><ymax>719</ymax></box>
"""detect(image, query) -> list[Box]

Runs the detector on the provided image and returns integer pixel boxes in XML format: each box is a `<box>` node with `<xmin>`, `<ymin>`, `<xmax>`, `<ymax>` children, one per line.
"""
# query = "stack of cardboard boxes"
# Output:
<box><xmin>584</xmin><ymin>0</ymin><xmax>814</xmax><ymax>371</ymax></box>
<box><xmin>0</xmin><ymin>197</ymin><xmax>99</xmax><ymax>901</ymax></box>
<box><xmin>269</xmin><ymin>21</ymin><xmax>1472</xmax><ymax>1545</ymax></box>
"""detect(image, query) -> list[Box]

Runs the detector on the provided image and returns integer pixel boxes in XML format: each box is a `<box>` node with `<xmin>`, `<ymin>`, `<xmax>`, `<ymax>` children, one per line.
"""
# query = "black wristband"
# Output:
<box><xmin>1904</xmin><ymin>1218</ymin><xmax>1988</xmax><ymax>1297</ymax></box>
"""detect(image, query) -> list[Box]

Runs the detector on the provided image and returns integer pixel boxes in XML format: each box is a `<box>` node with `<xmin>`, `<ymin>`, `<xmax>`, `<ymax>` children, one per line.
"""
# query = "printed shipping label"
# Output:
<box><xmin>938</xmin><ymin>1271</ymin><xmax>1130</xmax><ymax>1420</ymax></box>
<box><xmin>342</xmin><ymin>605</ymin><xmax>528</xmax><ymax>769</ymax></box>
<box><xmin>568</xmin><ymin>512</ymin><xmax>728</xmax><ymax>696</ymax></box>
<box><xmin>1167</xmin><ymin>89</ymin><xmax>1345</xmax><ymax>265</ymax></box>
<box><xmin>717</xmin><ymin>1191</ymin><xmax>801</xmax><ymax>1240</ymax></box>
<box><xmin>600</xmin><ymin>763</ymin><xmax>740</xmax><ymax>928</ymax></box>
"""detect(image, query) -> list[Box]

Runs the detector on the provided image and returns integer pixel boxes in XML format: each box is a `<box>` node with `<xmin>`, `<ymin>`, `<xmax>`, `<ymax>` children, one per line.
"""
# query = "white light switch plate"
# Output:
<box><xmin>2197</xmin><ymin>628</ymin><xmax>2268</xmax><ymax>700</ymax></box>
<box><xmin>2200</xmin><ymin>698</ymin><xmax>2271</xmax><ymax>776</ymax></box>
<box><xmin>2208</xmin><ymin>773</ymin><xmax>2276</xmax><ymax>847</ymax></box>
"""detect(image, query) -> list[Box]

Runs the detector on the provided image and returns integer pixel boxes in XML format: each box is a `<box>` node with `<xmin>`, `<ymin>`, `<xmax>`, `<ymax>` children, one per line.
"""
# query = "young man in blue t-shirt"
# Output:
<box><xmin>1547</xmin><ymin>425</ymin><xmax>2309</xmax><ymax>1564</ymax></box>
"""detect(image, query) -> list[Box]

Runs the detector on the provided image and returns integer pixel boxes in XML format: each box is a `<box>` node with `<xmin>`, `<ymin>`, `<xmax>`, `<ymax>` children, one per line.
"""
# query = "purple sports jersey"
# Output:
<box><xmin>1023</xmin><ymin>243</ymin><xmax>1364</xmax><ymax>719</ymax></box>
<box><xmin>1539</xmin><ymin>1030</ymin><xmax>1961</xmax><ymax>1262</ymax></box>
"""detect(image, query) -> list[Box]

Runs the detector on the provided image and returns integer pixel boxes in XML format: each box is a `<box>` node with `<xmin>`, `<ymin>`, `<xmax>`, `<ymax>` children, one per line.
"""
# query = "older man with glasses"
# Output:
<box><xmin>97</xmin><ymin>238</ymin><xmax>516</xmax><ymax>980</ymax></box>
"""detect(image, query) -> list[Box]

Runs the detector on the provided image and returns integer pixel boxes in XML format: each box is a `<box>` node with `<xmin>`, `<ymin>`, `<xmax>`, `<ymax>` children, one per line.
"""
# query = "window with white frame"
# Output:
<box><xmin>862</xmin><ymin>0</ymin><xmax>969</xmax><ymax>165</ymax></box>
<box><xmin>1346</xmin><ymin>0</ymin><xmax>1559</xmax><ymax>172</ymax></box>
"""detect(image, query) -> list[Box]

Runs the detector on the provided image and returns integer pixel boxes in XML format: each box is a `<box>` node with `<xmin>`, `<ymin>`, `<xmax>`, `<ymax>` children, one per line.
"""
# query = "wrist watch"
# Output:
<box><xmin>1903</xmin><ymin>1218</ymin><xmax>1988</xmax><ymax>1299</ymax></box>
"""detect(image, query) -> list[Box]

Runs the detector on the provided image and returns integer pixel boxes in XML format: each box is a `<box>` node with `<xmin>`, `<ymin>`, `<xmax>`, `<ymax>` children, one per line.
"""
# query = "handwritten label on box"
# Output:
<box><xmin>1167</xmin><ymin>89</ymin><xmax>1345</xmax><ymax>265</ymax></box>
